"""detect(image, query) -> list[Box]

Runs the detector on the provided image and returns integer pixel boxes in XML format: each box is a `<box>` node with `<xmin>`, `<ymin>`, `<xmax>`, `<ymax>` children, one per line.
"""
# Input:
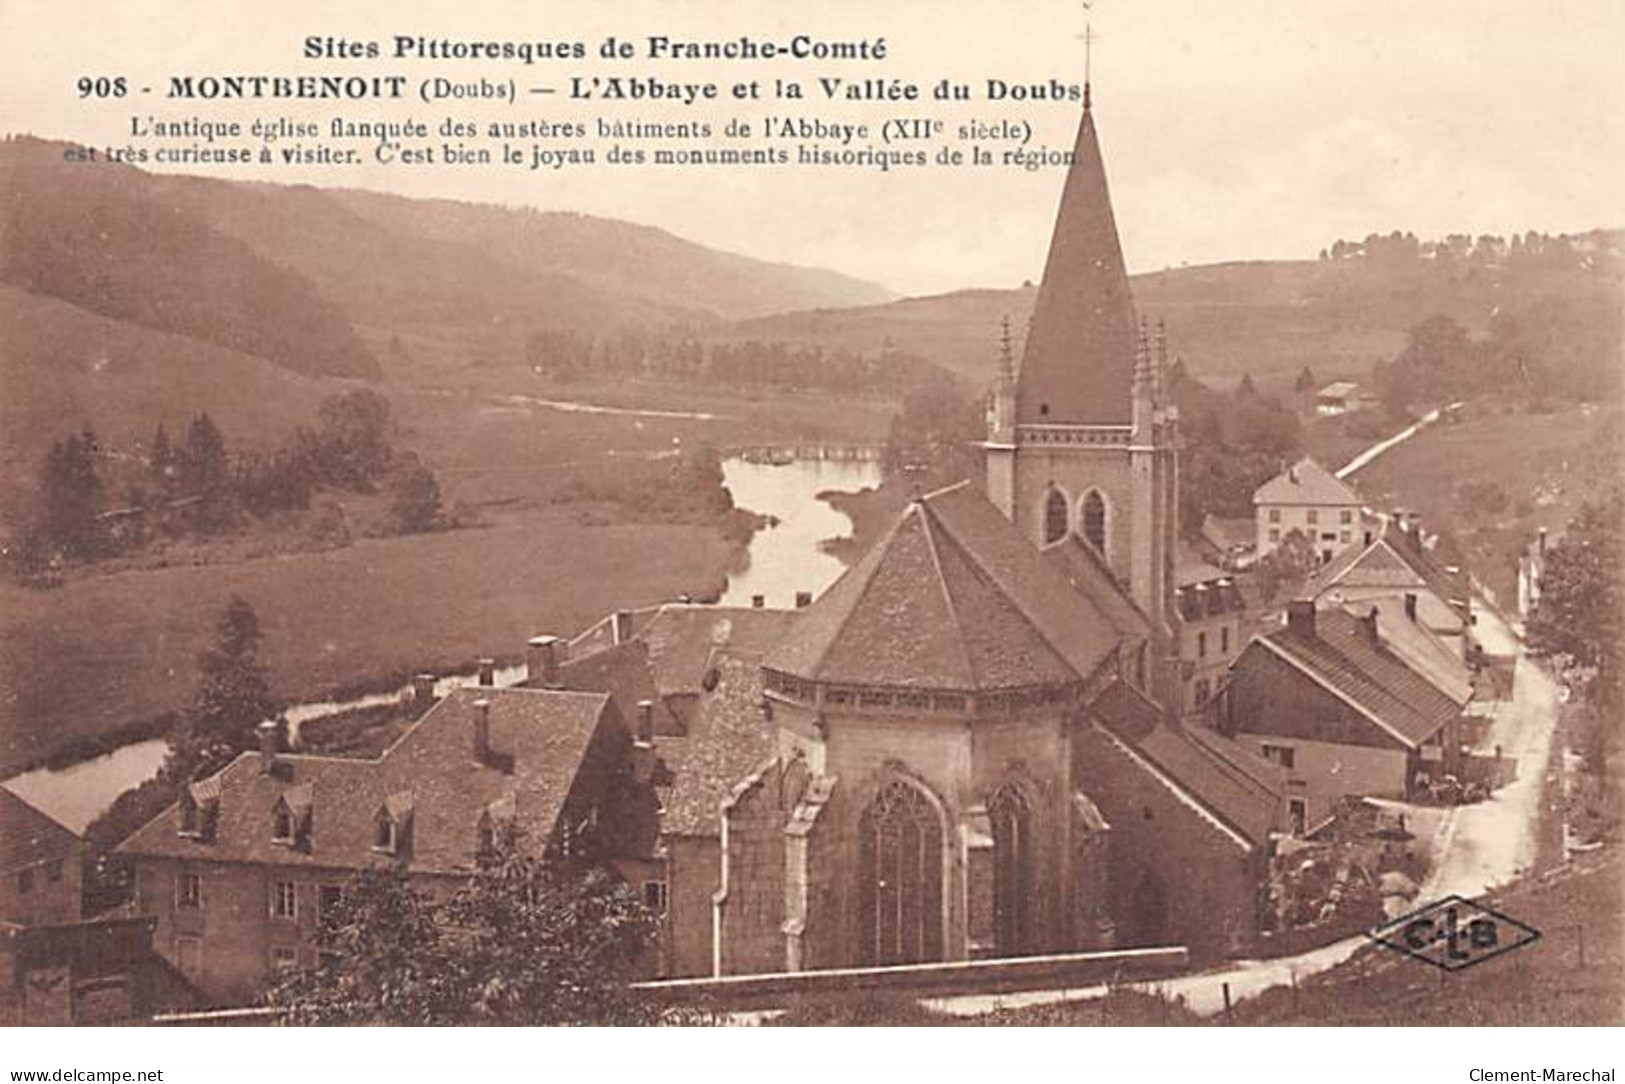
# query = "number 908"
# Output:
<box><xmin>77</xmin><ymin>76</ymin><xmax>127</xmax><ymax>98</ymax></box>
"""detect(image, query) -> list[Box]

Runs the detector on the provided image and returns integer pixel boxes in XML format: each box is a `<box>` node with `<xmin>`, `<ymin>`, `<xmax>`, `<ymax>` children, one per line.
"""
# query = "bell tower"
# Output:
<box><xmin>982</xmin><ymin>90</ymin><xmax>1182</xmax><ymax>704</ymax></box>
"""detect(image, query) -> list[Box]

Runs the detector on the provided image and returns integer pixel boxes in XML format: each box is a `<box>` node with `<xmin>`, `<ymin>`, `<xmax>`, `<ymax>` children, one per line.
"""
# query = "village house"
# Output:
<box><xmin>1198</xmin><ymin>512</ymin><xmax>1257</xmax><ymax>571</ymax></box>
<box><xmin>0</xmin><ymin>788</ymin><xmax>82</xmax><ymax>928</ymax></box>
<box><xmin>1174</xmin><ymin>548</ymin><xmax>1249</xmax><ymax>714</ymax></box>
<box><xmin>1306</xmin><ymin>512</ymin><xmax>1476</xmax><ymax>660</ymax></box>
<box><xmin>1517</xmin><ymin>526</ymin><xmax>1551</xmax><ymax>619</ymax></box>
<box><xmin>1253</xmin><ymin>458</ymin><xmax>1370</xmax><ymax>565</ymax></box>
<box><xmin>1</xmin><ymin>789</ymin><xmax>186</xmax><ymax>1024</ymax></box>
<box><xmin>1215</xmin><ymin>602</ymin><xmax>1468</xmax><ymax>832</ymax></box>
<box><xmin>116</xmin><ymin>686</ymin><xmax>648</xmax><ymax>1005</ymax></box>
<box><xmin>1314</xmin><ymin>381</ymin><xmax>1379</xmax><ymax>417</ymax></box>
<box><xmin>524</xmin><ymin>603</ymin><xmax>797</xmax><ymax>978</ymax></box>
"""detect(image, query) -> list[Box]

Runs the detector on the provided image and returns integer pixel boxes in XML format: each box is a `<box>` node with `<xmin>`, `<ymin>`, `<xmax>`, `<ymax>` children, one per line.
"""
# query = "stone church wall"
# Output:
<box><xmin>1074</xmin><ymin>724</ymin><xmax>1262</xmax><ymax>961</ymax></box>
<box><xmin>716</xmin><ymin>764</ymin><xmax>790</xmax><ymax>976</ymax></box>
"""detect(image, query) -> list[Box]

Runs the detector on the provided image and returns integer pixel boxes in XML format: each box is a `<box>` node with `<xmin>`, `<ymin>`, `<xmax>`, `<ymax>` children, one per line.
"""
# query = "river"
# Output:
<box><xmin>2</xmin><ymin>455</ymin><xmax>879</xmax><ymax>833</ymax></box>
<box><xmin>719</xmin><ymin>456</ymin><xmax>881</xmax><ymax>608</ymax></box>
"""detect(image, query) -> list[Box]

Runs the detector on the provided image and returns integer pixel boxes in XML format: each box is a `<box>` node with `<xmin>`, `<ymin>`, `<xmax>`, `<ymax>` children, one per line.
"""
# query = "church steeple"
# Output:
<box><xmin>1014</xmin><ymin>100</ymin><xmax>1138</xmax><ymax>426</ymax></box>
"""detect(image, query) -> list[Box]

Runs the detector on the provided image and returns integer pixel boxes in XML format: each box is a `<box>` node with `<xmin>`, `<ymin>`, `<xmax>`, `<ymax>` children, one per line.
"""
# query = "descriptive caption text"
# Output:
<box><xmin>61</xmin><ymin>32</ymin><xmax>1094</xmax><ymax>175</ymax></box>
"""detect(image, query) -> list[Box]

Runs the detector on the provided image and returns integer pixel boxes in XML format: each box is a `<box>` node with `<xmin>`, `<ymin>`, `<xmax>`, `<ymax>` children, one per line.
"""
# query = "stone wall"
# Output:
<box><xmin>1074</xmin><ymin>723</ymin><xmax>1262</xmax><ymax>961</ymax></box>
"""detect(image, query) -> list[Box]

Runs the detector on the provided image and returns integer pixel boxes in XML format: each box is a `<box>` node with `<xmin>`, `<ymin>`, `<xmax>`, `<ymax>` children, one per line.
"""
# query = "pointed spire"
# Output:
<box><xmin>1014</xmin><ymin>98</ymin><xmax>1138</xmax><ymax>426</ymax></box>
<box><xmin>1133</xmin><ymin>316</ymin><xmax>1152</xmax><ymax>389</ymax></box>
<box><xmin>998</xmin><ymin>314</ymin><xmax>1015</xmax><ymax>382</ymax></box>
<box><xmin>1155</xmin><ymin>318</ymin><xmax>1168</xmax><ymax>403</ymax></box>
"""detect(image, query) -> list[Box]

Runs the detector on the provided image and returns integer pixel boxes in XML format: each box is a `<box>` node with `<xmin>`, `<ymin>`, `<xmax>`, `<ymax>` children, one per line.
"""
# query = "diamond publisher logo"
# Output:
<box><xmin>1368</xmin><ymin>895</ymin><xmax>1541</xmax><ymax>972</ymax></box>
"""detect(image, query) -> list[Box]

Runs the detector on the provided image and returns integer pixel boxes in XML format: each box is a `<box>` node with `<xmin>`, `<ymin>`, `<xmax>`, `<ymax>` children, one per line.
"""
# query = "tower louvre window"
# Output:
<box><xmin>1081</xmin><ymin>490</ymin><xmax>1107</xmax><ymax>554</ymax></box>
<box><xmin>1043</xmin><ymin>489</ymin><xmax>1069</xmax><ymax>545</ymax></box>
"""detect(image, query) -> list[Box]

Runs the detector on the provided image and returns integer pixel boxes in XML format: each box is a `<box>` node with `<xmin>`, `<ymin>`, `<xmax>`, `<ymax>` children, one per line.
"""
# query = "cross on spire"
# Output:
<box><xmin>1081</xmin><ymin>17</ymin><xmax>1096</xmax><ymax>110</ymax></box>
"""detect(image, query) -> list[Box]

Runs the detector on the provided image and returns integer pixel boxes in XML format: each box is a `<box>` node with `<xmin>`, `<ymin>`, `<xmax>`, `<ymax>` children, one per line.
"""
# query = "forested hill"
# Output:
<box><xmin>731</xmin><ymin>234</ymin><xmax>1622</xmax><ymax>389</ymax></box>
<box><xmin>0</xmin><ymin>137</ymin><xmax>379</xmax><ymax>381</ymax></box>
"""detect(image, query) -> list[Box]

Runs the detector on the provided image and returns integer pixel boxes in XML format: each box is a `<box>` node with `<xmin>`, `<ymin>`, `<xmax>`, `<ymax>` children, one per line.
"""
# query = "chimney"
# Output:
<box><xmin>1286</xmin><ymin>600</ymin><xmax>1317</xmax><ymax>638</ymax></box>
<box><xmin>1390</xmin><ymin>508</ymin><xmax>1406</xmax><ymax>533</ymax></box>
<box><xmin>472</xmin><ymin>698</ymin><xmax>491</xmax><ymax>764</ymax></box>
<box><xmin>1404</xmin><ymin>511</ymin><xmax>1422</xmax><ymax>535</ymax></box>
<box><xmin>795</xmin><ymin>591</ymin><xmax>813</xmax><ymax>609</ymax></box>
<box><xmin>1404</xmin><ymin>592</ymin><xmax>1418</xmax><ymax>622</ymax></box>
<box><xmin>751</xmin><ymin>594</ymin><xmax>766</xmax><ymax>609</ymax></box>
<box><xmin>612</xmin><ymin>610</ymin><xmax>633</xmax><ymax>644</ymax></box>
<box><xmin>635</xmin><ymin>699</ymin><xmax>654</xmax><ymax>744</ymax></box>
<box><xmin>1360</xmin><ymin>606</ymin><xmax>1380</xmax><ymax>646</ymax></box>
<box><xmin>1287</xmin><ymin>465</ymin><xmax>1298</xmax><ymax>484</ymax></box>
<box><xmin>256</xmin><ymin>719</ymin><xmax>281</xmax><ymax>773</ymax></box>
<box><xmin>526</xmin><ymin>635</ymin><xmax>562</xmax><ymax>687</ymax></box>
<box><xmin>412</xmin><ymin>673</ymin><xmax>437</xmax><ymax>712</ymax></box>
<box><xmin>477</xmin><ymin>658</ymin><xmax>496</xmax><ymax>687</ymax></box>
<box><xmin>1537</xmin><ymin>527</ymin><xmax>1548</xmax><ymax>556</ymax></box>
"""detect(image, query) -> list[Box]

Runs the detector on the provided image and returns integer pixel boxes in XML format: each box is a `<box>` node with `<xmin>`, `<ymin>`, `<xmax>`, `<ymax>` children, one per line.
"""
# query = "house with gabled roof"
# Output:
<box><xmin>1254</xmin><ymin>457</ymin><xmax>1369</xmax><ymax>564</ymax></box>
<box><xmin>0</xmin><ymin>789</ymin><xmax>82</xmax><ymax>929</ymax></box>
<box><xmin>1215</xmin><ymin>601</ymin><xmax>1468</xmax><ymax>832</ymax></box>
<box><xmin>1307</xmin><ymin>514</ymin><xmax>1475</xmax><ymax>659</ymax></box>
<box><xmin>116</xmin><ymin>686</ymin><xmax>649</xmax><ymax>1004</ymax></box>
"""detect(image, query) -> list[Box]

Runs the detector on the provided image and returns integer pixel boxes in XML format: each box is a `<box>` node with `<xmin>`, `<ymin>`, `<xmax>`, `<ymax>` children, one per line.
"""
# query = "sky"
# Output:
<box><xmin>1</xmin><ymin>0</ymin><xmax>1621</xmax><ymax>296</ymax></box>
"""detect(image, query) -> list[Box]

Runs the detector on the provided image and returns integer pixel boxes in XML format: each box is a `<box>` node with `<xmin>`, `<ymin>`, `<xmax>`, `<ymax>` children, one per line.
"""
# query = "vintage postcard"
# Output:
<box><xmin>0</xmin><ymin>0</ymin><xmax>1619</xmax><ymax>1050</ymax></box>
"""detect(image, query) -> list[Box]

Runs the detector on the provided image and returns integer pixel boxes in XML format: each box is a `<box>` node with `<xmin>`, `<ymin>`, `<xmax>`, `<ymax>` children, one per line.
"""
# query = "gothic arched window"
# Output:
<box><xmin>1043</xmin><ymin>488</ymin><xmax>1069</xmax><ymax>545</ymax></box>
<box><xmin>1082</xmin><ymin>490</ymin><xmax>1107</xmax><ymax>554</ymax></box>
<box><xmin>857</xmin><ymin>778</ymin><xmax>944</xmax><ymax>966</ymax></box>
<box><xmin>990</xmin><ymin>782</ymin><xmax>1037</xmax><ymax>956</ymax></box>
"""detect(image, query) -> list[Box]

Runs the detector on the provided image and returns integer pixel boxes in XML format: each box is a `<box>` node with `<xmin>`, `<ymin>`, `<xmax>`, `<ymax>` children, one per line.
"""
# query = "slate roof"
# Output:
<box><xmin>1260</xmin><ymin>608</ymin><xmax>1464</xmax><ymax>748</ymax></box>
<box><xmin>1014</xmin><ymin>103</ymin><xmax>1139</xmax><ymax>426</ymax></box>
<box><xmin>1254</xmin><ymin>457</ymin><xmax>1363</xmax><ymax>507</ymax></box>
<box><xmin>1312</xmin><ymin>521</ymin><xmax>1470</xmax><ymax>613</ymax></box>
<box><xmin>636</xmin><ymin>605</ymin><xmax>800</xmax><ymax>697</ymax></box>
<box><xmin>538</xmin><ymin>639</ymin><xmax>679</xmax><ymax>734</ymax></box>
<box><xmin>766</xmin><ymin>483</ymin><xmax>1145</xmax><ymax>690</ymax></box>
<box><xmin>654</xmin><ymin>653</ymin><xmax>775</xmax><ymax>838</ymax></box>
<box><xmin>1335</xmin><ymin>600</ymin><xmax>1473</xmax><ymax>704</ymax></box>
<box><xmin>1085</xmin><ymin>679</ymin><xmax>1282</xmax><ymax>845</ymax></box>
<box><xmin>1088</xmin><ymin>678</ymin><xmax>1164</xmax><ymax>743</ymax></box>
<box><xmin>1137</xmin><ymin>725</ymin><xmax>1284</xmax><ymax>847</ymax></box>
<box><xmin>119</xmin><ymin>687</ymin><xmax>617</xmax><ymax>874</ymax></box>
<box><xmin>0</xmin><ymin>789</ymin><xmax>80</xmax><ymax>874</ymax></box>
<box><xmin>1200</xmin><ymin>514</ymin><xmax>1255</xmax><ymax>551</ymax></box>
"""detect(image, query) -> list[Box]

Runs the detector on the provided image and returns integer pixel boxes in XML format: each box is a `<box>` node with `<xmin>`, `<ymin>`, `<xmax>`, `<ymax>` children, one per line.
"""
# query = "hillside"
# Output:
<box><xmin>0</xmin><ymin>137</ymin><xmax>379</xmax><ymax>382</ymax></box>
<box><xmin>731</xmin><ymin>256</ymin><xmax>1621</xmax><ymax>389</ymax></box>
<box><xmin>0</xmin><ymin>285</ymin><xmax>331</xmax><ymax>504</ymax></box>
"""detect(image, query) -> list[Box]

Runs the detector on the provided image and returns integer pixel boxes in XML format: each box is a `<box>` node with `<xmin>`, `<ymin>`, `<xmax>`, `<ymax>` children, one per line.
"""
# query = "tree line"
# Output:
<box><xmin>10</xmin><ymin>390</ymin><xmax>444</xmax><ymax>583</ymax></box>
<box><xmin>1372</xmin><ymin>295</ymin><xmax>1622</xmax><ymax>415</ymax></box>
<box><xmin>1321</xmin><ymin>228</ymin><xmax>1622</xmax><ymax>273</ymax></box>
<box><xmin>525</xmin><ymin>327</ymin><xmax>947</xmax><ymax>398</ymax></box>
<box><xmin>876</xmin><ymin>359</ymin><xmax>1305</xmax><ymax>537</ymax></box>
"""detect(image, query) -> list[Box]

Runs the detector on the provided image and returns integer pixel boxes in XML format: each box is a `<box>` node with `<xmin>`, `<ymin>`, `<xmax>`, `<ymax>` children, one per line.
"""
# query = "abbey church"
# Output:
<box><xmin>675</xmin><ymin>92</ymin><xmax>1284</xmax><ymax>972</ymax></box>
<box><xmin>115</xmin><ymin>91</ymin><xmax>1288</xmax><ymax>1002</ymax></box>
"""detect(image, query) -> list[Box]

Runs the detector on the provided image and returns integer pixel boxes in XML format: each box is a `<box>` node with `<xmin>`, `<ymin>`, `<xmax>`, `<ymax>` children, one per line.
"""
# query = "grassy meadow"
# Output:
<box><xmin>0</xmin><ymin>371</ymin><xmax>895</xmax><ymax>777</ymax></box>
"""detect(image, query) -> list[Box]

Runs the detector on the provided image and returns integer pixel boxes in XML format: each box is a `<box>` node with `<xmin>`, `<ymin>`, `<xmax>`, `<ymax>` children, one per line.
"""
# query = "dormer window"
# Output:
<box><xmin>475</xmin><ymin>795</ymin><xmax>515</xmax><ymax>863</ymax></box>
<box><xmin>374</xmin><ymin>792</ymin><xmax>414</xmax><ymax>857</ymax></box>
<box><xmin>177</xmin><ymin>781</ymin><xmax>219</xmax><ymax>840</ymax></box>
<box><xmin>272</xmin><ymin>785</ymin><xmax>313</xmax><ymax>847</ymax></box>
<box><xmin>374</xmin><ymin>814</ymin><xmax>397</xmax><ymax>854</ymax></box>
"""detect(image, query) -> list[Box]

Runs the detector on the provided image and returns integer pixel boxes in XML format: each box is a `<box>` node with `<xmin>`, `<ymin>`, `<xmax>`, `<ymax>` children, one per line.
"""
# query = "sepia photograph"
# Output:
<box><xmin>0</xmin><ymin>0</ymin><xmax>1620</xmax><ymax>1054</ymax></box>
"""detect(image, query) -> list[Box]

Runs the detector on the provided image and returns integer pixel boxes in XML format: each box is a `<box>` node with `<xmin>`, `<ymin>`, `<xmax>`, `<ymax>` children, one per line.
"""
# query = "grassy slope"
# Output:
<box><xmin>0</xmin><ymin>286</ymin><xmax>334</xmax><ymax>506</ymax></box>
<box><xmin>1345</xmin><ymin>398</ymin><xmax>1622</xmax><ymax>603</ymax></box>
<box><xmin>0</xmin><ymin>373</ymin><xmax>893</xmax><ymax>777</ymax></box>
<box><xmin>0</xmin><ymin>511</ymin><xmax>735</xmax><ymax>776</ymax></box>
